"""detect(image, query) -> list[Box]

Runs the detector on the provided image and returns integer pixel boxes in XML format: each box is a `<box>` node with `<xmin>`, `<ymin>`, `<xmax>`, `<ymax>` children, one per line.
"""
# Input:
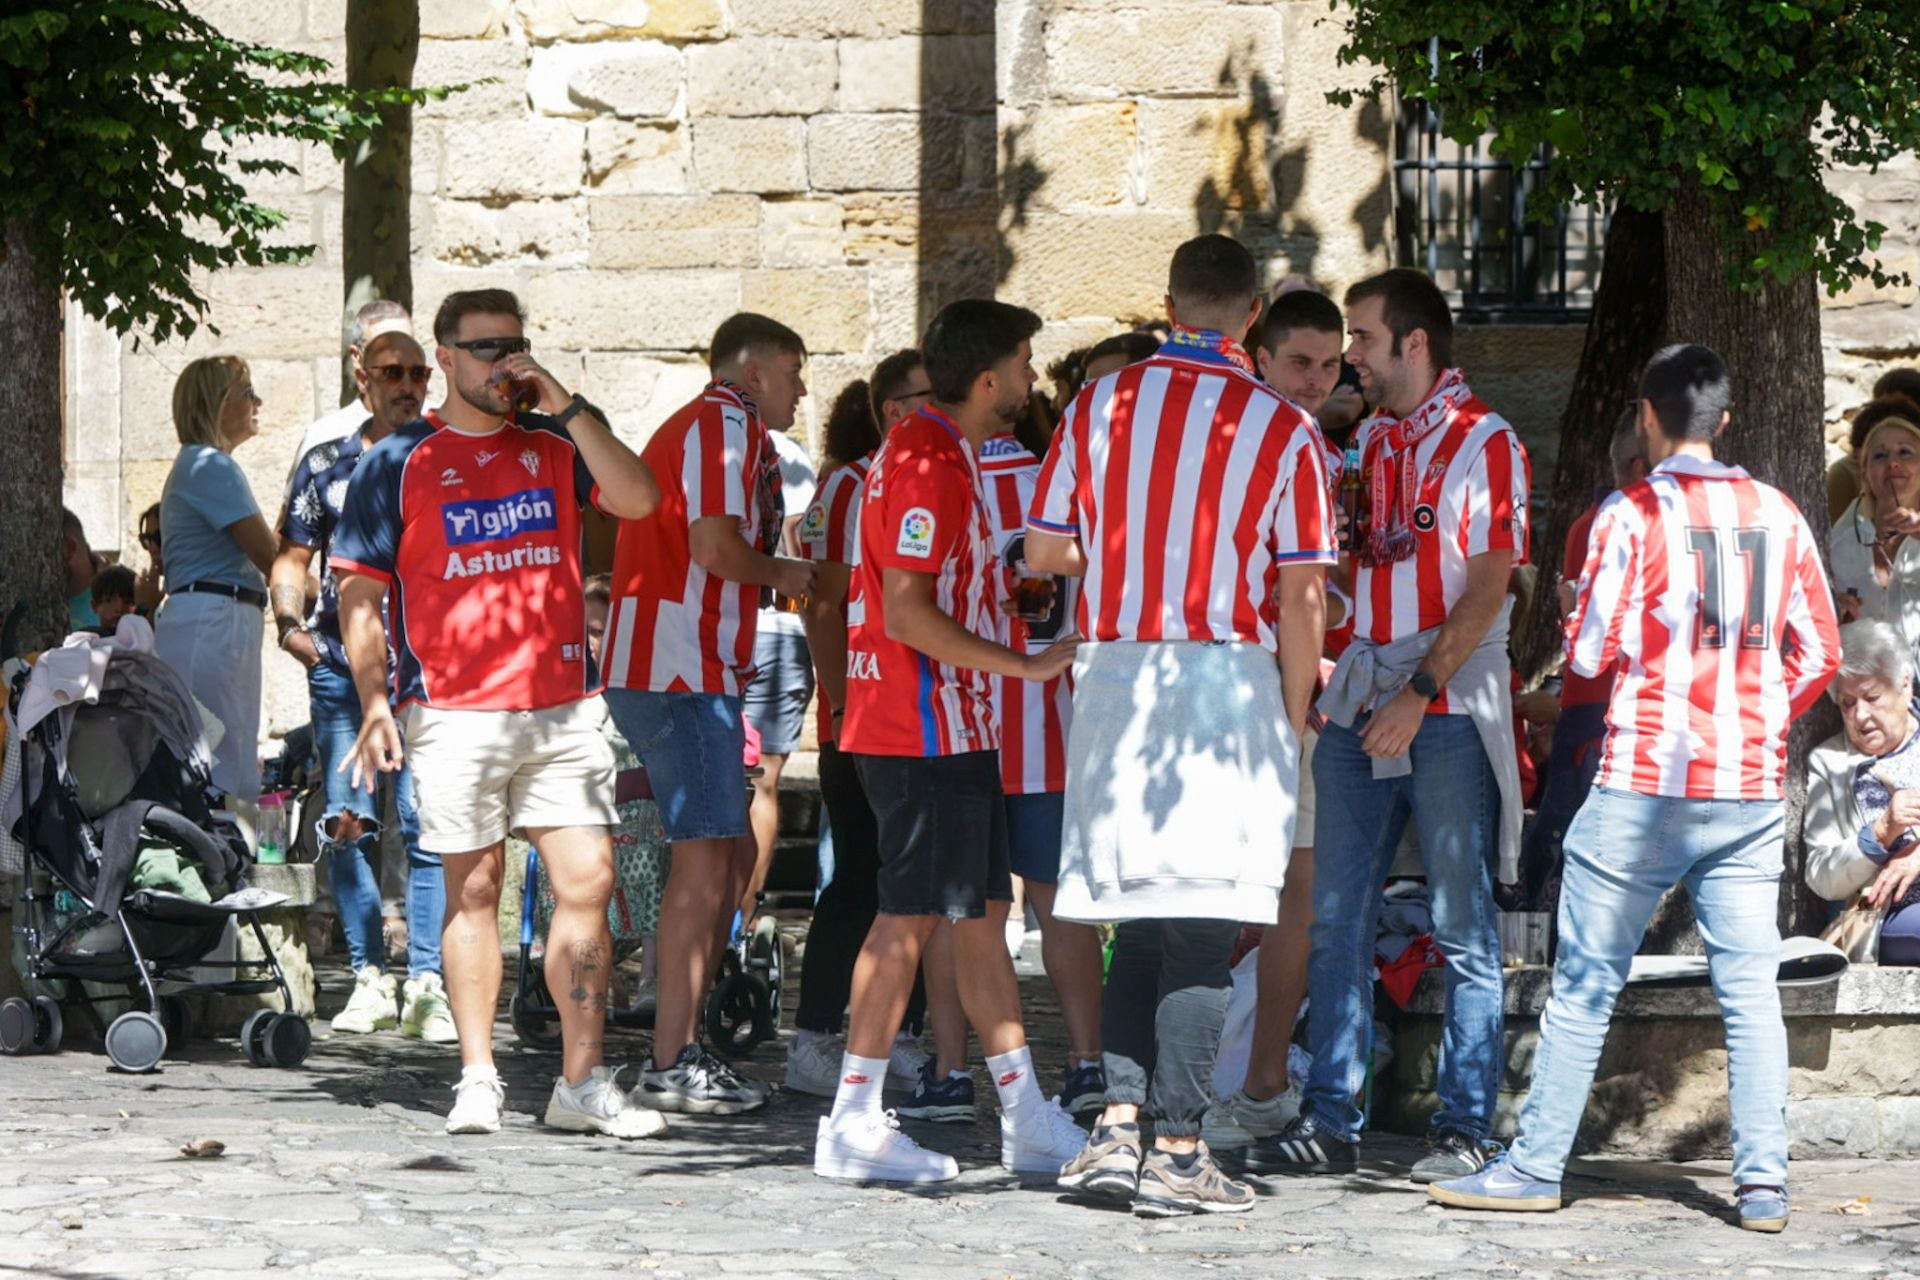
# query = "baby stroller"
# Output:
<box><xmin>0</xmin><ymin>645</ymin><xmax>309</xmax><ymax>1073</ymax></box>
<box><xmin>507</xmin><ymin>762</ymin><xmax>782</xmax><ymax>1059</ymax></box>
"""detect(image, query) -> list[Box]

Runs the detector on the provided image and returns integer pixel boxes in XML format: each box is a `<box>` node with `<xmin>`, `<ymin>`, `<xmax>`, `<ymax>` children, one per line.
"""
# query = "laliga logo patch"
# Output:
<box><xmin>799</xmin><ymin>503</ymin><xmax>827</xmax><ymax>542</ymax></box>
<box><xmin>897</xmin><ymin>506</ymin><xmax>936</xmax><ymax>558</ymax></box>
<box><xmin>519</xmin><ymin>448</ymin><xmax>541</xmax><ymax>477</ymax></box>
<box><xmin>1413</xmin><ymin>503</ymin><xmax>1437</xmax><ymax>532</ymax></box>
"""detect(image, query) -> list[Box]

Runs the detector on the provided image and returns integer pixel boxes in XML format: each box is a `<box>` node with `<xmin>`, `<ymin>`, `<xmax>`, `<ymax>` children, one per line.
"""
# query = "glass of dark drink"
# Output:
<box><xmin>493</xmin><ymin>373</ymin><xmax>541</xmax><ymax>414</ymax></box>
<box><xmin>1010</xmin><ymin>574</ymin><xmax>1056</xmax><ymax>622</ymax></box>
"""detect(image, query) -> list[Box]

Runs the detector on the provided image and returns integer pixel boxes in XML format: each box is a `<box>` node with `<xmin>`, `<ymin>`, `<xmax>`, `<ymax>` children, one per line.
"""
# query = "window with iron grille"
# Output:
<box><xmin>1394</xmin><ymin>88</ymin><xmax>1605</xmax><ymax>323</ymax></box>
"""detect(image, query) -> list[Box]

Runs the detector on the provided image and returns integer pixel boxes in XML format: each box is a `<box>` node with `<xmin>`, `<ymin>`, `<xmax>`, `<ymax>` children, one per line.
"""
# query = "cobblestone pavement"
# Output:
<box><xmin>6</xmin><ymin>944</ymin><xmax>1920</xmax><ymax>1280</ymax></box>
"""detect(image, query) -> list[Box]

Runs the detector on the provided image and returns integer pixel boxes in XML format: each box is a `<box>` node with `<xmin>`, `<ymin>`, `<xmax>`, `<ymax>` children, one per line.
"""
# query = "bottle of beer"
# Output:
<box><xmin>1339</xmin><ymin>439</ymin><xmax>1367</xmax><ymax>553</ymax></box>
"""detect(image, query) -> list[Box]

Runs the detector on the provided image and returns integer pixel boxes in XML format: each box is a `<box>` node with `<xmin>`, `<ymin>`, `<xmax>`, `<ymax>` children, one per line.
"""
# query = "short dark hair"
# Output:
<box><xmin>139</xmin><ymin>502</ymin><xmax>161</xmax><ymax>530</ymax></box>
<box><xmin>1345</xmin><ymin>268</ymin><xmax>1453</xmax><ymax>370</ymax></box>
<box><xmin>1873</xmin><ymin>367</ymin><xmax>1920</xmax><ymax>403</ymax></box>
<box><xmin>1046</xmin><ymin>347</ymin><xmax>1089</xmax><ymax>395</ymax></box>
<box><xmin>61</xmin><ymin>507</ymin><xmax>85</xmax><ymax>544</ymax></box>
<box><xmin>1258</xmin><ymin>290</ymin><xmax>1344</xmax><ymax>352</ymax></box>
<box><xmin>433</xmin><ymin>289</ymin><xmax>525</xmax><ymax>346</ymax></box>
<box><xmin>824</xmin><ymin>379</ymin><xmax>882</xmax><ymax>467</ymax></box>
<box><xmin>1850</xmin><ymin>393</ymin><xmax>1920</xmax><ymax>453</ymax></box>
<box><xmin>91</xmin><ymin>563</ymin><xmax>136</xmax><ymax>605</ymax></box>
<box><xmin>1167</xmin><ymin>234</ymin><xmax>1257</xmax><ymax>310</ymax></box>
<box><xmin>1639</xmin><ymin>343</ymin><xmax>1731</xmax><ymax>442</ymax></box>
<box><xmin>921</xmin><ymin>300</ymin><xmax>1043</xmax><ymax>404</ymax></box>
<box><xmin>1084</xmin><ymin>332</ymin><xmax>1159</xmax><ymax>369</ymax></box>
<box><xmin>869</xmin><ymin>348</ymin><xmax>925</xmax><ymax>423</ymax></box>
<box><xmin>708</xmin><ymin>312</ymin><xmax>806</xmax><ymax>376</ymax></box>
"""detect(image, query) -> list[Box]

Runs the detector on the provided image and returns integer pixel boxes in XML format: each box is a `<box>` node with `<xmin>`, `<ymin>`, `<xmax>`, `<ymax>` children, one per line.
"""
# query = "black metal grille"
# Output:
<box><xmin>1393</xmin><ymin>78</ymin><xmax>1604</xmax><ymax>322</ymax></box>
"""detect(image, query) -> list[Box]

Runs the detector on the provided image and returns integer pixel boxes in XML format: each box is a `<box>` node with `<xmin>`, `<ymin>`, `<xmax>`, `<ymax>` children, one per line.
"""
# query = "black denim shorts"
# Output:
<box><xmin>853</xmin><ymin>750</ymin><xmax>1012</xmax><ymax>919</ymax></box>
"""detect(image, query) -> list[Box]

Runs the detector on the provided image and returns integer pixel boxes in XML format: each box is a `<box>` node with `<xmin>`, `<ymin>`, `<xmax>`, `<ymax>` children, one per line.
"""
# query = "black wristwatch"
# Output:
<box><xmin>553</xmin><ymin>394</ymin><xmax>598</xmax><ymax>429</ymax></box>
<box><xmin>1409</xmin><ymin>671</ymin><xmax>1441</xmax><ymax>701</ymax></box>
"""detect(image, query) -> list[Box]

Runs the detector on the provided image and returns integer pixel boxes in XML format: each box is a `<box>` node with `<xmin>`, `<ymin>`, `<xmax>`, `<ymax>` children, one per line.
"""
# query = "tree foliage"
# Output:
<box><xmin>0</xmin><ymin>1</ymin><xmax>455</xmax><ymax>342</ymax></box>
<box><xmin>1330</xmin><ymin>0</ymin><xmax>1920</xmax><ymax>293</ymax></box>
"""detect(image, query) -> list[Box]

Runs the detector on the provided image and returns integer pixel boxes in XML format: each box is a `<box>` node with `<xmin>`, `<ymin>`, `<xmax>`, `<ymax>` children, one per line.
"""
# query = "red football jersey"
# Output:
<box><xmin>981</xmin><ymin>434</ymin><xmax>1073</xmax><ymax>794</ymax></box>
<box><xmin>796</xmin><ymin>452</ymin><xmax>874</xmax><ymax>747</ymax></box>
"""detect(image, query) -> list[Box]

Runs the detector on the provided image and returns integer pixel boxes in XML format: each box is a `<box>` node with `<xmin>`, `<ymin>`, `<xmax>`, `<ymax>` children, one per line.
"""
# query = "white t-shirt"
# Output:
<box><xmin>761</xmin><ymin>428</ymin><xmax>818</xmax><ymax>637</ymax></box>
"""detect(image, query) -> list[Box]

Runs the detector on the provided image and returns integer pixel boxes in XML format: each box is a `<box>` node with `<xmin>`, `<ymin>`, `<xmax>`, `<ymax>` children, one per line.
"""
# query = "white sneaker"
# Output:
<box><xmin>1005</xmin><ymin>916</ymin><xmax>1026</xmax><ymax>958</ymax></box>
<box><xmin>545</xmin><ymin>1066</ymin><xmax>668</xmax><ymax>1139</ymax></box>
<box><xmin>885</xmin><ymin>1032</ymin><xmax>930</xmax><ymax>1089</ymax></box>
<box><xmin>400</xmin><ymin>973</ymin><xmax>459</xmax><ymax>1044</ymax></box>
<box><xmin>445</xmin><ymin>1067</ymin><xmax>505</xmax><ymax>1135</ymax></box>
<box><xmin>785</xmin><ymin>1030</ymin><xmax>844</xmax><ymax>1098</ymax></box>
<box><xmin>1001</xmin><ymin>1096</ymin><xmax>1090</xmax><ymax>1174</ymax></box>
<box><xmin>330</xmin><ymin>965</ymin><xmax>398</xmax><ymax>1034</ymax></box>
<box><xmin>814</xmin><ymin>1110</ymin><xmax>959</xmax><ymax>1183</ymax></box>
<box><xmin>1200</xmin><ymin>1085</ymin><xmax>1303</xmax><ymax>1150</ymax></box>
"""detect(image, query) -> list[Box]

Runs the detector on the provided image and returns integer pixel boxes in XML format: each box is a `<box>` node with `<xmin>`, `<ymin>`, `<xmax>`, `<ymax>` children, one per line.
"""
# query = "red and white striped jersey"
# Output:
<box><xmin>1566</xmin><ymin>455</ymin><xmax>1841</xmax><ymax>801</ymax></box>
<box><xmin>1028</xmin><ymin>337</ymin><xmax>1337</xmax><ymax>650</ymax></box>
<box><xmin>981</xmin><ymin>434</ymin><xmax>1074</xmax><ymax>794</ymax></box>
<box><xmin>840</xmin><ymin>408</ymin><xmax>1003</xmax><ymax>758</ymax></box>
<box><xmin>603</xmin><ymin>382</ymin><xmax>780</xmax><ymax>697</ymax></box>
<box><xmin>797</xmin><ymin>452</ymin><xmax>873</xmax><ymax>747</ymax></box>
<box><xmin>1350</xmin><ymin>376</ymin><xmax>1531</xmax><ymax>713</ymax></box>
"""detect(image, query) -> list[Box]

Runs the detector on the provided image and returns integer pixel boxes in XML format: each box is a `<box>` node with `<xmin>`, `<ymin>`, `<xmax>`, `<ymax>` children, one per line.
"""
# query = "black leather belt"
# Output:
<box><xmin>176</xmin><ymin>580</ymin><xmax>268</xmax><ymax>609</ymax></box>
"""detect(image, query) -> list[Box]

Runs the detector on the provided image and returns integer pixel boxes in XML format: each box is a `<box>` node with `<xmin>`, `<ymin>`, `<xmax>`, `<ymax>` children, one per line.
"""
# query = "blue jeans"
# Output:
<box><xmin>1306</xmin><ymin>712</ymin><xmax>1503</xmax><ymax>1142</ymax></box>
<box><xmin>1510</xmin><ymin>787</ymin><xmax>1789</xmax><ymax>1187</ymax></box>
<box><xmin>602</xmin><ymin>688</ymin><xmax>749</xmax><ymax>843</ymax></box>
<box><xmin>308</xmin><ymin>661</ymin><xmax>443</xmax><ymax>977</ymax></box>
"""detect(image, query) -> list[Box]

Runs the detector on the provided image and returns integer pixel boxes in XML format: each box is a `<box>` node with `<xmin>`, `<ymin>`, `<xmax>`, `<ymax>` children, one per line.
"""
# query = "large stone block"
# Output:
<box><xmin>528</xmin><ymin>41</ymin><xmax>681</xmax><ymax>118</ymax></box>
<box><xmin>518</xmin><ymin>0</ymin><xmax>726</xmax><ymax>43</ymax></box>
<box><xmin>190</xmin><ymin>0</ymin><xmax>302</xmax><ymax>45</ymax></box>
<box><xmin>741</xmin><ymin>268</ymin><xmax>871</xmax><ymax>354</ymax></box>
<box><xmin>580</xmin><ymin>353</ymin><xmax>714</xmax><ymax>446</ymax></box>
<box><xmin>1137</xmin><ymin>97</ymin><xmax>1277</xmax><ymax>214</ymax></box>
<box><xmin>421</xmin><ymin>0</ymin><xmax>509</xmax><ymax>38</ymax></box>
<box><xmin>585</xmin><ymin>120</ymin><xmax>691</xmax><ymax>194</ymax></box>
<box><xmin>414</xmin><ymin>32</ymin><xmax>532</xmax><ymax>121</ymax></box>
<box><xmin>432</xmin><ymin>198</ymin><xmax>590</xmax><ymax>266</ymax></box>
<box><xmin>841</xmin><ymin>194</ymin><xmax>921</xmax><ymax>261</ymax></box>
<box><xmin>1789</xmin><ymin>1097</ymin><xmax>1881</xmax><ymax>1157</ymax></box>
<box><xmin>588</xmin><ymin>195</ymin><xmax>762</xmax><ymax>269</ymax></box>
<box><xmin>1000</xmin><ymin>211</ymin><xmax>1193</xmax><ymax>320</ymax></box>
<box><xmin>440</xmin><ymin>118</ymin><xmax>586</xmax><ymax>199</ymax></box>
<box><xmin>808</xmin><ymin>114</ymin><xmax>948</xmax><ymax>192</ymax></box>
<box><xmin>525</xmin><ymin>269</ymin><xmax>740</xmax><ymax>352</ymax></box>
<box><xmin>730</xmin><ymin>0</ymin><xmax>990</xmax><ymax>37</ymax></box>
<box><xmin>1044</xmin><ymin>3</ymin><xmax>1284</xmax><ymax>101</ymax></box>
<box><xmin>691</xmin><ymin>117</ymin><xmax>808</xmax><ymax>194</ymax></box>
<box><xmin>762</xmin><ymin>199</ymin><xmax>846</xmax><ymax>268</ymax></box>
<box><xmin>836</xmin><ymin>36</ymin><xmax>996</xmax><ymax>114</ymax></box>
<box><xmin>1001</xmin><ymin>103</ymin><xmax>1139</xmax><ymax>211</ymax></box>
<box><xmin>688</xmin><ymin>39</ymin><xmax>838</xmax><ymax>118</ymax></box>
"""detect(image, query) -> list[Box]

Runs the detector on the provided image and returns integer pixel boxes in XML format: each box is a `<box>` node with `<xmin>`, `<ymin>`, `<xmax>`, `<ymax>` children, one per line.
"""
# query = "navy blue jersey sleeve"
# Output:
<box><xmin>332</xmin><ymin>429</ymin><xmax>416</xmax><ymax>584</ymax></box>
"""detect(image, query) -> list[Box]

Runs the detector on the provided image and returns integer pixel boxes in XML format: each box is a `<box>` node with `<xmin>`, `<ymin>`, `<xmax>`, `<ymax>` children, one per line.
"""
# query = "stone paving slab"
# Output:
<box><xmin>5</xmin><ymin>961</ymin><xmax>1920</xmax><ymax>1279</ymax></box>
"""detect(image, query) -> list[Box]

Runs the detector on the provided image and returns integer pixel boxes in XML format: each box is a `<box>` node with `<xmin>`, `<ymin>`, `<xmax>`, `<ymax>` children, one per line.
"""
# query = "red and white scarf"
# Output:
<box><xmin>1364</xmin><ymin>367</ymin><xmax>1476</xmax><ymax>565</ymax></box>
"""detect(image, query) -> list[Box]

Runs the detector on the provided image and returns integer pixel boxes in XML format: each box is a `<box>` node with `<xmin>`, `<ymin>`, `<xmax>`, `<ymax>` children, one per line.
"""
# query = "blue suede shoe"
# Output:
<box><xmin>1737</xmin><ymin>1185</ymin><xmax>1789</xmax><ymax>1233</ymax></box>
<box><xmin>1427</xmin><ymin>1152</ymin><xmax>1562</xmax><ymax>1212</ymax></box>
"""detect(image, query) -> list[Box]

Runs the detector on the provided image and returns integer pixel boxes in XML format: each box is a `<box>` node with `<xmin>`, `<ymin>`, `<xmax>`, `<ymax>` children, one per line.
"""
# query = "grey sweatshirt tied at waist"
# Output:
<box><xmin>1315</xmin><ymin>601</ymin><xmax>1524</xmax><ymax>884</ymax></box>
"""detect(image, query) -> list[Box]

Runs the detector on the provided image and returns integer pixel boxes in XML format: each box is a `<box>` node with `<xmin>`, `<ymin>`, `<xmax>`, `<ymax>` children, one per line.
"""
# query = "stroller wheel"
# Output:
<box><xmin>158</xmin><ymin>996</ymin><xmax>192</xmax><ymax>1052</ymax></box>
<box><xmin>704</xmin><ymin>970</ymin><xmax>769</xmax><ymax>1060</ymax></box>
<box><xmin>0</xmin><ymin>998</ymin><xmax>32</xmax><ymax>1054</ymax></box>
<box><xmin>509</xmin><ymin>989</ymin><xmax>562</xmax><ymax>1050</ymax></box>
<box><xmin>31</xmin><ymin>997</ymin><xmax>64</xmax><ymax>1053</ymax></box>
<box><xmin>105</xmin><ymin>1011</ymin><xmax>168</xmax><ymax>1073</ymax></box>
<box><xmin>241</xmin><ymin>1009</ymin><xmax>276</xmax><ymax>1066</ymax></box>
<box><xmin>262</xmin><ymin>1013</ymin><xmax>311</xmax><ymax>1069</ymax></box>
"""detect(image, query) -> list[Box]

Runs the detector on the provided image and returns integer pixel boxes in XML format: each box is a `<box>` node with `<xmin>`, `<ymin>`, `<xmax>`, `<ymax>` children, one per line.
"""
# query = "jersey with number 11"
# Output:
<box><xmin>1565</xmin><ymin>454</ymin><xmax>1840</xmax><ymax>801</ymax></box>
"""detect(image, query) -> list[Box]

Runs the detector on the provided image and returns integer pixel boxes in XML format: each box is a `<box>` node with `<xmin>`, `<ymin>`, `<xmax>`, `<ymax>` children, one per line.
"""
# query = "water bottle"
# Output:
<box><xmin>256</xmin><ymin>791</ymin><xmax>288</xmax><ymax>866</ymax></box>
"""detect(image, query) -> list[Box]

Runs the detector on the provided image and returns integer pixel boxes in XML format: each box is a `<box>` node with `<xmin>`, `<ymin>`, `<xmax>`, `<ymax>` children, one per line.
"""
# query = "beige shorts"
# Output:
<box><xmin>400</xmin><ymin>698</ymin><xmax>618</xmax><ymax>854</ymax></box>
<box><xmin>1294</xmin><ymin>726</ymin><xmax>1318</xmax><ymax>851</ymax></box>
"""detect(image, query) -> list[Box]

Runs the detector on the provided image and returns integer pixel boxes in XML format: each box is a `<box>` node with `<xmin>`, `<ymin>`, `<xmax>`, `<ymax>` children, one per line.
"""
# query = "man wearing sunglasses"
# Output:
<box><xmin>273</xmin><ymin>331</ymin><xmax>454</xmax><ymax>1047</ymax></box>
<box><xmin>333</xmin><ymin>288</ymin><xmax>662</xmax><ymax>1140</ymax></box>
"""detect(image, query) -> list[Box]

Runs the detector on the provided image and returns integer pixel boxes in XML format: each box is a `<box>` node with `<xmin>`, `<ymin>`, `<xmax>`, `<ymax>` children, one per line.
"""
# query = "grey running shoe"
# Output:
<box><xmin>1410</xmin><ymin>1129</ymin><xmax>1501</xmax><ymax>1184</ymax></box>
<box><xmin>1200</xmin><ymin>1086</ymin><xmax>1302</xmax><ymax>1150</ymax></box>
<box><xmin>1057</xmin><ymin>1122</ymin><xmax>1143</xmax><ymax>1201</ymax></box>
<box><xmin>1132</xmin><ymin>1142</ymin><xmax>1256</xmax><ymax>1217</ymax></box>
<box><xmin>636</xmin><ymin>1044</ymin><xmax>769</xmax><ymax>1115</ymax></box>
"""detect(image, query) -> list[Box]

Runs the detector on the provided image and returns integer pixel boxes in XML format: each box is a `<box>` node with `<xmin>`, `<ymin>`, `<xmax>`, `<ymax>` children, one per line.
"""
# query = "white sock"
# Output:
<box><xmin>986</xmin><ymin>1045</ymin><xmax>1046</xmax><ymax>1126</ymax></box>
<box><xmin>461</xmin><ymin>1063</ymin><xmax>499</xmax><ymax>1081</ymax></box>
<box><xmin>829</xmin><ymin>1052</ymin><xmax>888</xmax><ymax>1121</ymax></box>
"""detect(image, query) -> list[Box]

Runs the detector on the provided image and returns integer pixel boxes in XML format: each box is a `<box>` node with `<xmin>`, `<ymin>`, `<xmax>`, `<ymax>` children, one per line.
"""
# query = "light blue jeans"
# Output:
<box><xmin>1509</xmin><ymin>786</ymin><xmax>1788</xmax><ymax>1188</ymax></box>
<box><xmin>1305</xmin><ymin>711</ymin><xmax>1504</xmax><ymax>1141</ymax></box>
<box><xmin>308</xmin><ymin>661</ymin><xmax>443</xmax><ymax>978</ymax></box>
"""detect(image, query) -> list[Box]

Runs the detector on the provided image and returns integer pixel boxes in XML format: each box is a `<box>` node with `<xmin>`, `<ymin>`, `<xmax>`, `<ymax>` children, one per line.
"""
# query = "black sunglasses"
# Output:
<box><xmin>367</xmin><ymin>364</ymin><xmax>434</xmax><ymax>384</ymax></box>
<box><xmin>449</xmin><ymin>337</ymin><xmax>531</xmax><ymax>361</ymax></box>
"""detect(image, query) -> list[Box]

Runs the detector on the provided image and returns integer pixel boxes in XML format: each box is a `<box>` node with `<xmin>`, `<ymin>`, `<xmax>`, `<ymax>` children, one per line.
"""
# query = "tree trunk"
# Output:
<box><xmin>1642</xmin><ymin>179</ymin><xmax>1832</xmax><ymax>946</ymax></box>
<box><xmin>1516</xmin><ymin>205</ymin><xmax>1668</xmax><ymax>682</ymax></box>
<box><xmin>340</xmin><ymin>0</ymin><xmax>418</xmax><ymax>403</ymax></box>
<box><xmin>0</xmin><ymin>219</ymin><xmax>71</xmax><ymax>658</ymax></box>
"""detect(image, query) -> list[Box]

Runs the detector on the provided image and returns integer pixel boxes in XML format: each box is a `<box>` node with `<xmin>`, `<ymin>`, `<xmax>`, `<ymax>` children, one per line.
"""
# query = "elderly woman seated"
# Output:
<box><xmin>1805</xmin><ymin>619</ymin><xmax>1920</xmax><ymax>964</ymax></box>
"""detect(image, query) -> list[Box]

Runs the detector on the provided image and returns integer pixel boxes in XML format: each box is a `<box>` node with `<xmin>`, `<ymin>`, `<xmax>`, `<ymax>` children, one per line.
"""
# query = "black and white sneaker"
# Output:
<box><xmin>1410</xmin><ymin>1129</ymin><xmax>1500</xmax><ymax>1184</ymax></box>
<box><xmin>1238</xmin><ymin>1114</ymin><xmax>1358</xmax><ymax>1175</ymax></box>
<box><xmin>635</xmin><ymin>1044</ymin><xmax>770</xmax><ymax>1115</ymax></box>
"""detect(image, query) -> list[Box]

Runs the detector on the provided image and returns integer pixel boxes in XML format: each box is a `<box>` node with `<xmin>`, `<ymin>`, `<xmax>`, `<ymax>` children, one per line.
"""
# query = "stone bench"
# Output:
<box><xmin>1378</xmin><ymin>962</ymin><xmax>1920</xmax><ymax>1159</ymax></box>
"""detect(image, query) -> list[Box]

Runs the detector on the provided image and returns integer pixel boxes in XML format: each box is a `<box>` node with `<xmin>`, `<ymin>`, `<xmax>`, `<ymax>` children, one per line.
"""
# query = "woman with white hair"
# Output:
<box><xmin>1830</xmin><ymin>412</ymin><xmax>1920</xmax><ymax>648</ymax></box>
<box><xmin>1804</xmin><ymin>619</ymin><xmax>1920</xmax><ymax>963</ymax></box>
<box><xmin>153</xmin><ymin>356</ymin><xmax>278</xmax><ymax>837</ymax></box>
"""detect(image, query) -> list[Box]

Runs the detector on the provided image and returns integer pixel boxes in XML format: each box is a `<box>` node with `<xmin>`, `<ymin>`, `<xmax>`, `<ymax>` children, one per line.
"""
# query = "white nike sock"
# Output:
<box><xmin>829</xmin><ymin>1052</ymin><xmax>888</xmax><ymax>1121</ymax></box>
<box><xmin>986</xmin><ymin>1044</ymin><xmax>1046</xmax><ymax>1126</ymax></box>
